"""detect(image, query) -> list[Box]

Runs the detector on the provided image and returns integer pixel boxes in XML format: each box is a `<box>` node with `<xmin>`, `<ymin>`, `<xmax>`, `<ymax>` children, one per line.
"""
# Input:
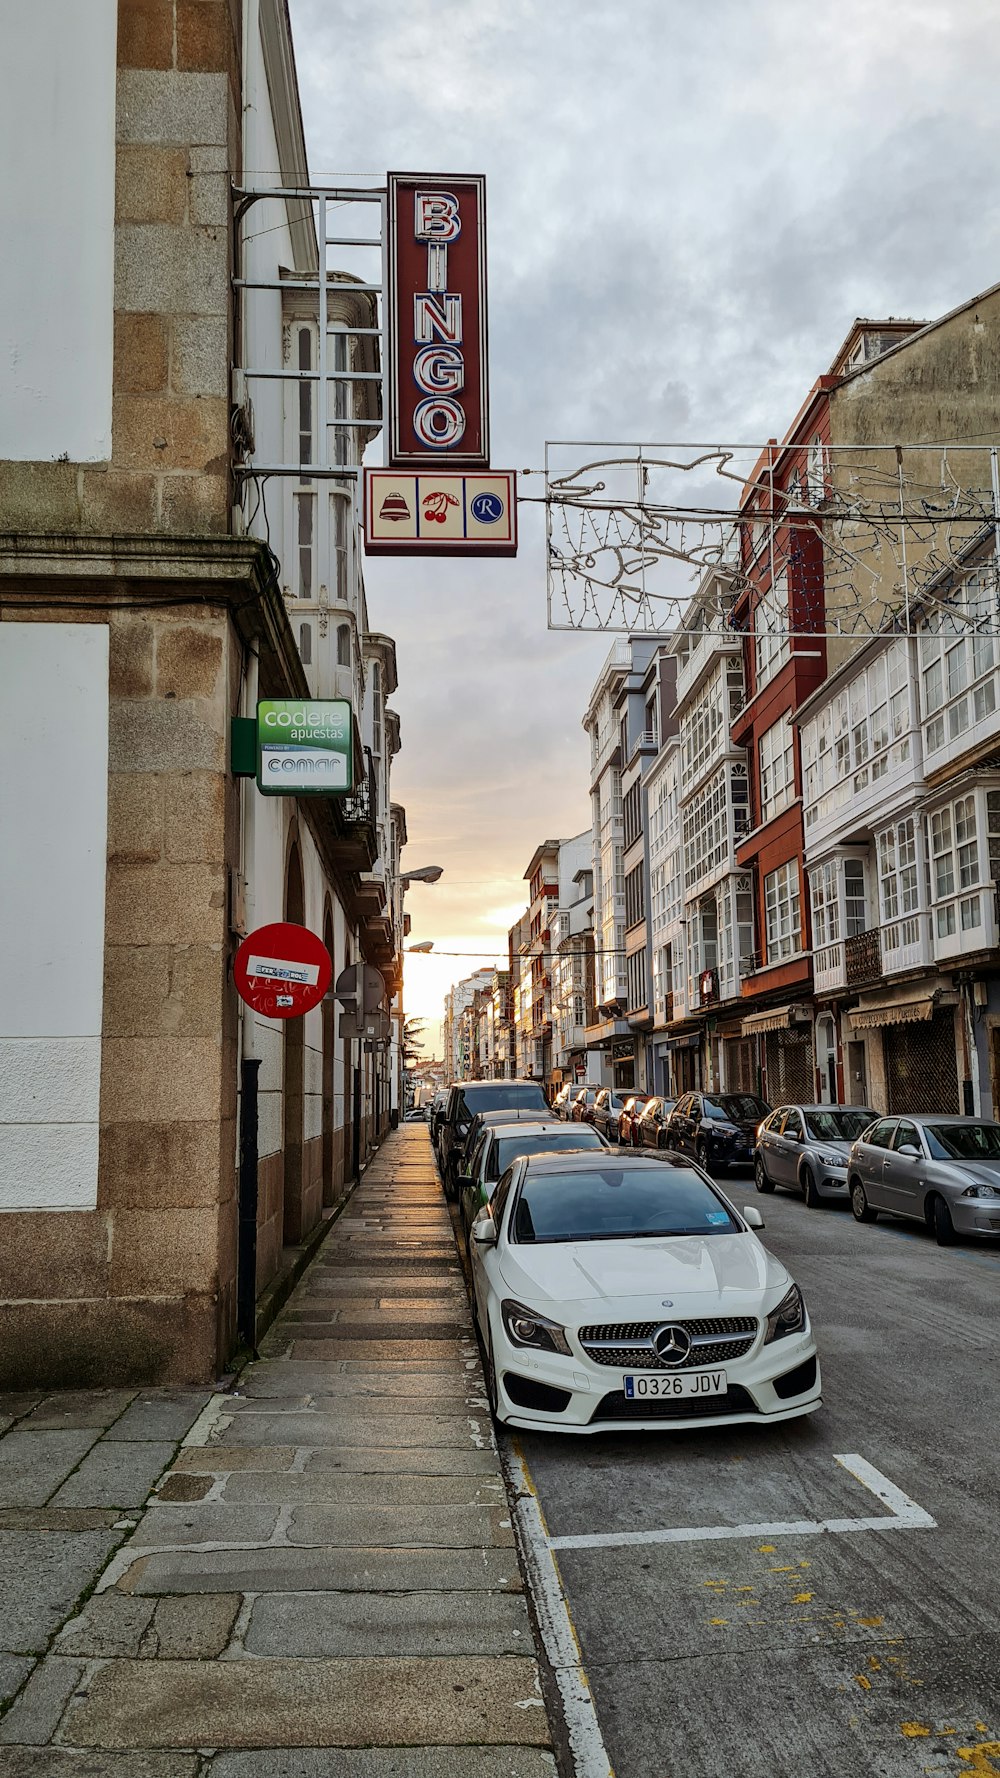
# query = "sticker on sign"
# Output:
<box><xmin>246</xmin><ymin>955</ymin><xmax>321</xmax><ymax>986</ymax></box>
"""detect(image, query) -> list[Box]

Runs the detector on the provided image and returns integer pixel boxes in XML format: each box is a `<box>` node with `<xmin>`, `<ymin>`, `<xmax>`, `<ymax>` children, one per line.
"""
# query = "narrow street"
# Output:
<box><xmin>513</xmin><ymin>1171</ymin><xmax>1000</xmax><ymax>1777</ymax></box>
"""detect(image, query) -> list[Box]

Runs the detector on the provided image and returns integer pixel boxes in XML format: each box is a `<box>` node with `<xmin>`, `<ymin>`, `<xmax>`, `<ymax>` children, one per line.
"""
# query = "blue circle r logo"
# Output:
<box><xmin>471</xmin><ymin>491</ymin><xmax>504</xmax><ymax>524</ymax></box>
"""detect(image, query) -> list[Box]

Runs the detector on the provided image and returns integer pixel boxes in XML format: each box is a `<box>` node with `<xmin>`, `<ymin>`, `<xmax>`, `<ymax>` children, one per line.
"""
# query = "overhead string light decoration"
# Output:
<box><xmin>542</xmin><ymin>440</ymin><xmax>1000</xmax><ymax>639</ymax></box>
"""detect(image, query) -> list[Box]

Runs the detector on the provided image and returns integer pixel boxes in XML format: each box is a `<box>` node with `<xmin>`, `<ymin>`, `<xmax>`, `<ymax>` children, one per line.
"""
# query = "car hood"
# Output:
<box><xmin>807</xmin><ymin>1138</ymin><xmax>852</xmax><ymax>1158</ymax></box>
<box><xmin>943</xmin><ymin>1158</ymin><xmax>1000</xmax><ymax>1184</ymax></box>
<box><xmin>498</xmin><ymin>1232</ymin><xmax>788</xmax><ymax>1315</ymax></box>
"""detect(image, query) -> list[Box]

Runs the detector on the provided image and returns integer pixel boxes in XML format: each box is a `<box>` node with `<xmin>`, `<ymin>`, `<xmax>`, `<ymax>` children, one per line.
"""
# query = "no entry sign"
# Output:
<box><xmin>234</xmin><ymin>922</ymin><xmax>332</xmax><ymax>1020</ymax></box>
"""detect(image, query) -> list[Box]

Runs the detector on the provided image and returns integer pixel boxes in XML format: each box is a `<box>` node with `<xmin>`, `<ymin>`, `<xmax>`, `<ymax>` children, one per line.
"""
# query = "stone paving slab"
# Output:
<box><xmin>282</xmin><ymin>1503</ymin><xmax>514</xmax><ymax>1548</ymax></box>
<box><xmin>122</xmin><ymin>1544</ymin><xmax>522</xmax><ymax>1595</ymax></box>
<box><xmin>102</xmin><ymin>1394</ymin><xmax>212</xmax><ymax>1443</ymax></box>
<box><xmin>1</xmin><ymin>1651</ymin><xmax>35</xmax><ymax>1708</ymax></box>
<box><xmin>218</xmin><ymin>1471</ymin><xmax>506</xmax><ymax>1506</ymax></box>
<box><xmin>302</xmin><ymin>1443</ymin><xmax>499</xmax><ymax>1475</ymax></box>
<box><xmin>243</xmin><ymin>1589</ymin><xmax>534</xmax><ymax>1658</ymax></box>
<box><xmin>213</xmin><ymin>1411</ymin><xmax>488</xmax><ymax>1448</ymax></box>
<box><xmin>0</xmin><ymin>1432</ymin><xmax>101</xmax><ymax>1509</ymax></box>
<box><xmin>1</xmin><ymin>1753</ymin><xmax>199</xmax><ymax>1776</ymax></box>
<box><xmin>206</xmin><ymin>1752</ymin><xmax>557</xmax><ymax>1778</ymax></box>
<box><xmin>288</xmin><ymin>1340</ymin><xmax>477</xmax><ymax>1362</ymax></box>
<box><xmin>0</xmin><ymin>1528</ymin><xmax>122</xmax><ymax>1654</ymax></box>
<box><xmin>20</xmin><ymin>1394</ymin><xmax>137</xmax><ymax>1433</ymax></box>
<box><xmin>52</xmin><ymin>1440</ymin><xmax>178</xmax><ymax>1509</ymax></box>
<box><xmin>129</xmin><ymin>1503</ymin><xmax>281</xmax><ymax>1547</ymax></box>
<box><xmin>0</xmin><ymin>1657</ymin><xmax>88</xmax><ymax>1746</ymax></box>
<box><xmin>173</xmin><ymin>1445</ymin><xmax>297</xmax><ymax>1473</ymax></box>
<box><xmin>62</xmin><ymin>1655</ymin><xmax>548</xmax><ymax>1749</ymax></box>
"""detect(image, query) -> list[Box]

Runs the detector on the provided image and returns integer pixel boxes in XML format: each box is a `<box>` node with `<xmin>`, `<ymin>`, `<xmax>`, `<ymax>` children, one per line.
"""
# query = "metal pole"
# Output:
<box><xmin>990</xmin><ymin>447</ymin><xmax>1000</xmax><ymax>630</ymax></box>
<box><xmin>352</xmin><ymin>1048</ymin><xmax>362</xmax><ymax>1180</ymax></box>
<box><xmin>237</xmin><ymin>1056</ymin><xmax>261</xmax><ymax>1351</ymax></box>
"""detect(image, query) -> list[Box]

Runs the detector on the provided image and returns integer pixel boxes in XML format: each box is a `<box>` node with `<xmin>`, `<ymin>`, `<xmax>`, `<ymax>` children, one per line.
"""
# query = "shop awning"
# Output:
<box><xmin>849</xmin><ymin>999</ymin><xmax>934</xmax><ymax>1031</ymax></box>
<box><xmin>741</xmin><ymin>1003</ymin><xmax>811</xmax><ymax>1037</ymax></box>
<box><xmin>665</xmin><ymin>1032</ymin><xmax>700</xmax><ymax>1050</ymax></box>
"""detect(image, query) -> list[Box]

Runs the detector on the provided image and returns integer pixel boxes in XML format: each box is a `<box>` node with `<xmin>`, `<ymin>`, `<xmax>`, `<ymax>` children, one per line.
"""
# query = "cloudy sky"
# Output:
<box><xmin>287</xmin><ymin>0</ymin><xmax>1000</xmax><ymax>1052</ymax></box>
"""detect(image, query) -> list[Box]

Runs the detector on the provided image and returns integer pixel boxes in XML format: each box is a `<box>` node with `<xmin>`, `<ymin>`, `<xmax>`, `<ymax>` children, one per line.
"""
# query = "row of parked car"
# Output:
<box><xmin>477</xmin><ymin>1081</ymin><xmax>1000</xmax><ymax>1249</ymax></box>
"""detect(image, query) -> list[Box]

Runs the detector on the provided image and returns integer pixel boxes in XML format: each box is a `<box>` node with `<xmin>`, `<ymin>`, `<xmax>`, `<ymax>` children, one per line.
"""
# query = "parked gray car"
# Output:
<box><xmin>756</xmin><ymin>1104</ymin><xmax>878</xmax><ymax>1206</ymax></box>
<box><xmin>847</xmin><ymin>1115</ymin><xmax>1000</xmax><ymax>1244</ymax></box>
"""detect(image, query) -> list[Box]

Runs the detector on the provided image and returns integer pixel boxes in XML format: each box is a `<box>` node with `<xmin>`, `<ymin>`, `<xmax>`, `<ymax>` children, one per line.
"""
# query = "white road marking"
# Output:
<box><xmin>547</xmin><ymin>1453</ymin><xmax>936</xmax><ymax>1551</ymax></box>
<box><xmin>500</xmin><ymin>1439</ymin><xmax>615</xmax><ymax>1778</ymax></box>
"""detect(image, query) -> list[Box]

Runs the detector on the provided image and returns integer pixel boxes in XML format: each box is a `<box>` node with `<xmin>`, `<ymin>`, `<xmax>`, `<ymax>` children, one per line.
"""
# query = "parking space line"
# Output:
<box><xmin>501</xmin><ymin>1438</ymin><xmax>615</xmax><ymax>1778</ymax></box>
<box><xmin>546</xmin><ymin>1453</ymin><xmax>936</xmax><ymax>1551</ymax></box>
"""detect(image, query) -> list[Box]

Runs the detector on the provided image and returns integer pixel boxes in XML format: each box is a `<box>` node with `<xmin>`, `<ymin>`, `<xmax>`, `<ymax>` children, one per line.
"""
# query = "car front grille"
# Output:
<box><xmin>577</xmin><ymin>1317</ymin><xmax>759</xmax><ymax>1370</ymax></box>
<box><xmin>591</xmin><ymin>1385</ymin><xmax>759</xmax><ymax>1422</ymax></box>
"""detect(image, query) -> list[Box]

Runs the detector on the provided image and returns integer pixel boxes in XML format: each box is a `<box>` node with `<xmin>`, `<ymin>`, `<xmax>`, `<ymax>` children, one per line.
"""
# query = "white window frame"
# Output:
<box><xmin>754</xmin><ymin>573</ymin><xmax>790</xmax><ymax>692</ymax></box>
<box><xmin>759</xmin><ymin>717</ymin><xmax>795</xmax><ymax>824</ymax></box>
<box><xmin>764</xmin><ymin>859</ymin><xmax>801</xmax><ymax>962</ymax></box>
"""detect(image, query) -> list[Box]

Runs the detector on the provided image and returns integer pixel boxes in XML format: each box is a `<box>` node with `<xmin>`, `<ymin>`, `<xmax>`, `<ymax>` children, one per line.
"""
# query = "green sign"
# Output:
<box><xmin>256</xmin><ymin>699</ymin><xmax>353</xmax><ymax>796</ymax></box>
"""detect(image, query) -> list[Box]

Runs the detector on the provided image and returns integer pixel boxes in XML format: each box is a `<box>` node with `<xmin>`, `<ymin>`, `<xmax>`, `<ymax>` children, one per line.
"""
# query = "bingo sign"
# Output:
<box><xmin>257</xmin><ymin>699</ymin><xmax>352</xmax><ymax>796</ymax></box>
<box><xmin>386</xmin><ymin>172</ymin><xmax>489</xmax><ymax>467</ymax></box>
<box><xmin>234</xmin><ymin>922</ymin><xmax>332</xmax><ymax>1020</ymax></box>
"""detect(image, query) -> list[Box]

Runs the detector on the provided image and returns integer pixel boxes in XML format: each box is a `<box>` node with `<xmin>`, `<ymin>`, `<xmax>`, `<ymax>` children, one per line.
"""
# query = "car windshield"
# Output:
<box><xmin>923</xmin><ymin>1123</ymin><xmax>1000</xmax><ymax>1160</ymax></box>
<box><xmin>457</xmin><ymin>1084</ymin><xmax>548</xmax><ymax>1118</ymax></box>
<box><xmin>805</xmin><ymin>1109</ymin><xmax>876</xmax><ymax>1142</ymax></box>
<box><xmin>492</xmin><ymin>1128</ymin><xmax>604</xmax><ymax>1178</ymax></box>
<box><xmin>510</xmin><ymin>1164</ymin><xmax>740</xmax><ymax>1244</ymax></box>
<box><xmin>706</xmin><ymin>1095</ymin><xmax>768</xmax><ymax>1123</ymax></box>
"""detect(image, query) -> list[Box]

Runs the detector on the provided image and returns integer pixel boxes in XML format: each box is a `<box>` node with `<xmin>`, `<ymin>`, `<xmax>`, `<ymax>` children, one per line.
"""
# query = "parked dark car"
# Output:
<box><xmin>591</xmin><ymin>1089</ymin><xmax>627</xmax><ymax>1143</ymax></box>
<box><xmin>633</xmin><ymin>1096</ymin><xmax>676</xmax><ymax>1149</ymax></box>
<box><xmin>458</xmin><ymin>1107</ymin><xmax>561</xmax><ymax>1177</ymax></box>
<box><xmin>665</xmin><ymin>1091</ymin><xmax>771</xmax><ymax>1172</ymax></box>
<box><xmin>570</xmin><ymin>1087</ymin><xmax>600</xmax><ymax>1124</ymax></box>
<box><xmin>457</xmin><ymin>1119</ymin><xmax>609</xmax><ymax>1236</ymax></box>
<box><xmin>438</xmin><ymin>1079</ymin><xmax>549</xmax><ymax>1198</ymax></box>
<box><xmin>617</xmin><ymin>1093</ymin><xmax>653</xmax><ymax>1145</ymax></box>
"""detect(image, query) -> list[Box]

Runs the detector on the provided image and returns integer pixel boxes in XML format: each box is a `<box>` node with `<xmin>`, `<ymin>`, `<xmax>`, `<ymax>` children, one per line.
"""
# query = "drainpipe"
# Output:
<box><xmin>236</xmin><ymin>641</ymin><xmax>260</xmax><ymax>1349</ymax></box>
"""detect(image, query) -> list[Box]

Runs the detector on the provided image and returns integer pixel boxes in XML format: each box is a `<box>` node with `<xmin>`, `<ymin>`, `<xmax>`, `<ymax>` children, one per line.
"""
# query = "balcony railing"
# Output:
<box><xmin>813</xmin><ymin>940</ymin><xmax>846</xmax><ymax>995</ymax></box>
<box><xmin>882</xmin><ymin>912</ymin><xmax>932</xmax><ymax>974</ymax></box>
<box><xmin>845</xmin><ymin>929</ymin><xmax>882</xmax><ymax>989</ymax></box>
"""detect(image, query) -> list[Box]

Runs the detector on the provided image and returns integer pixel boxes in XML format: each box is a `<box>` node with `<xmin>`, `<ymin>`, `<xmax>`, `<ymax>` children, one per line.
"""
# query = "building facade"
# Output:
<box><xmin>0</xmin><ymin>0</ymin><xmax>407</xmax><ymax>1385</ymax></box>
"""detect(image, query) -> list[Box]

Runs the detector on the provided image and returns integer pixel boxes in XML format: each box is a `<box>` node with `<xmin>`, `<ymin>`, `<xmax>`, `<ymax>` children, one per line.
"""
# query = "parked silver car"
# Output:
<box><xmin>756</xmin><ymin>1104</ymin><xmax>878</xmax><ymax>1206</ymax></box>
<box><xmin>847</xmin><ymin>1114</ymin><xmax>1000</xmax><ymax>1244</ymax></box>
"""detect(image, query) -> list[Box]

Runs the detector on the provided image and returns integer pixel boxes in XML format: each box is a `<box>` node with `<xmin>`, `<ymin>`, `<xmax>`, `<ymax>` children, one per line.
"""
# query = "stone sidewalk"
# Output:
<box><xmin>0</xmin><ymin>1127</ymin><xmax>557</xmax><ymax>1775</ymax></box>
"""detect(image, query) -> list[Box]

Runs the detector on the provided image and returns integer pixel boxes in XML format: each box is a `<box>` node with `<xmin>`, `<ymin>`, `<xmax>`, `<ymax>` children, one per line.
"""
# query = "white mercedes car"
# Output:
<box><xmin>469</xmin><ymin>1151</ymin><xmax>821</xmax><ymax>1434</ymax></box>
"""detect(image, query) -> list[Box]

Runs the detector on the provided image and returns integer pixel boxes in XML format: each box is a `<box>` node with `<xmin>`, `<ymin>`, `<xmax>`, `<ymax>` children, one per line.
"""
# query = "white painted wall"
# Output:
<box><xmin>0</xmin><ymin>624</ymin><xmax>109</xmax><ymax>1209</ymax></box>
<box><xmin>0</xmin><ymin>1</ymin><xmax>117</xmax><ymax>461</ymax></box>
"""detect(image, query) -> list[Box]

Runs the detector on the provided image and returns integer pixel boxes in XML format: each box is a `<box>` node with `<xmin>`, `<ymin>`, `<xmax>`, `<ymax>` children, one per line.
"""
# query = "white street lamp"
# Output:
<box><xmin>400</xmin><ymin>865</ymin><xmax>444</xmax><ymax>885</ymax></box>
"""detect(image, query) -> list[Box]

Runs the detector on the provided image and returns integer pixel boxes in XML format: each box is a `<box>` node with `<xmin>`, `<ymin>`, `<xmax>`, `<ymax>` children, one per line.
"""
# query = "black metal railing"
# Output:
<box><xmin>343</xmin><ymin>747</ymin><xmax>377</xmax><ymax>828</ymax></box>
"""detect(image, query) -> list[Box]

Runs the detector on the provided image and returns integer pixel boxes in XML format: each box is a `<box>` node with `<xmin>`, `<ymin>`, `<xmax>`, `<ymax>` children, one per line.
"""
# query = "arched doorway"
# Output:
<box><xmin>322</xmin><ymin>905</ymin><xmax>335</xmax><ymax>1205</ymax></box>
<box><xmin>282</xmin><ymin>842</ymin><xmax>305</xmax><ymax>1244</ymax></box>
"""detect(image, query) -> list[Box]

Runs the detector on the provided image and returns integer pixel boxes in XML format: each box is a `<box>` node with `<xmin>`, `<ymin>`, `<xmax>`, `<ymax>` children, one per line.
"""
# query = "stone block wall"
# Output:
<box><xmin>0</xmin><ymin>0</ymin><xmax>240</xmax><ymax>540</ymax></box>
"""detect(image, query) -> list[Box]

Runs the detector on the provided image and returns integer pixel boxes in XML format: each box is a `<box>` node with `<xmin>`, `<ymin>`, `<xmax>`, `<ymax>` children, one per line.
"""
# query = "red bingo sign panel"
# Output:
<box><xmin>386</xmin><ymin>172</ymin><xmax>489</xmax><ymax>468</ymax></box>
<box><xmin>234</xmin><ymin>923</ymin><xmax>332</xmax><ymax>1020</ymax></box>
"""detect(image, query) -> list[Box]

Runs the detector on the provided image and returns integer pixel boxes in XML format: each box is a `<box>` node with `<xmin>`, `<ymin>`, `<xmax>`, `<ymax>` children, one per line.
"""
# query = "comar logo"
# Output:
<box><xmin>422</xmin><ymin>489</ymin><xmax>460</xmax><ymax>525</ymax></box>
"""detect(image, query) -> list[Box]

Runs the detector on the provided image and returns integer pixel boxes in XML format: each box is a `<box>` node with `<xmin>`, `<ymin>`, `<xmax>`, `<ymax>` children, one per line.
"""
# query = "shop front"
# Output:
<box><xmin>741</xmin><ymin>1004</ymin><xmax>815</xmax><ymax>1106</ymax></box>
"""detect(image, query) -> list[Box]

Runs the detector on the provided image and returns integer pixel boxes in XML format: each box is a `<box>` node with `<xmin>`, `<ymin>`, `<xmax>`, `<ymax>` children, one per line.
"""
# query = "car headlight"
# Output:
<box><xmin>763</xmin><ymin>1284</ymin><xmax>806</xmax><ymax>1344</ymax></box>
<box><xmin>713</xmin><ymin>1124</ymin><xmax>739</xmax><ymax>1139</ymax></box>
<box><xmin>501</xmin><ymin>1299</ymin><xmax>572</xmax><ymax>1356</ymax></box>
<box><xmin>816</xmin><ymin>1148</ymin><xmax>845</xmax><ymax>1167</ymax></box>
<box><xmin>961</xmin><ymin>1183</ymin><xmax>1000</xmax><ymax>1198</ymax></box>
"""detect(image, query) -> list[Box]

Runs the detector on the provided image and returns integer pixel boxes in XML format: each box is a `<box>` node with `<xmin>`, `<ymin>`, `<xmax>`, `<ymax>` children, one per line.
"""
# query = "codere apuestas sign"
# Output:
<box><xmin>256</xmin><ymin>700</ymin><xmax>352</xmax><ymax>795</ymax></box>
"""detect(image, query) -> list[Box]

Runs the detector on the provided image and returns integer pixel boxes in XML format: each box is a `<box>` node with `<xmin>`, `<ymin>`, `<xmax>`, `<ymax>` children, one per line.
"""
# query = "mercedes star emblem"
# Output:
<box><xmin>652</xmin><ymin>1323</ymin><xmax>692</xmax><ymax>1367</ymax></box>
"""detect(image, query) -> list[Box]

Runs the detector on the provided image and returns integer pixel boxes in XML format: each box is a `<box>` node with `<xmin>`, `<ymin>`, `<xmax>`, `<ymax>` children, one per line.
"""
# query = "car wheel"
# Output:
<box><xmin>929</xmin><ymin>1193</ymin><xmax>956</xmax><ymax>1247</ymax></box>
<box><xmin>696</xmin><ymin>1138</ymin><xmax>711</xmax><ymax>1172</ymax></box>
<box><xmin>850</xmin><ymin>1178</ymin><xmax>878</xmax><ymax>1223</ymax></box>
<box><xmin>754</xmin><ymin>1156</ymin><xmax>775</xmax><ymax>1194</ymax></box>
<box><xmin>483</xmin><ymin>1324</ymin><xmax>506</xmax><ymax>1424</ymax></box>
<box><xmin>801</xmin><ymin>1165</ymin><xmax>821</xmax><ymax>1209</ymax></box>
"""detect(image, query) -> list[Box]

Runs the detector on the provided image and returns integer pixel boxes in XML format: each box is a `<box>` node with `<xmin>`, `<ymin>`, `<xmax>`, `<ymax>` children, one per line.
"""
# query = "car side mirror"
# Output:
<box><xmin>471</xmin><ymin>1215</ymin><xmax>497</xmax><ymax>1246</ymax></box>
<box><xmin>743</xmin><ymin>1206</ymin><xmax>765</xmax><ymax>1230</ymax></box>
<box><xmin>456</xmin><ymin>1172</ymin><xmax>474</xmax><ymax>1189</ymax></box>
<box><xmin>898</xmin><ymin>1144</ymin><xmax>921</xmax><ymax>1159</ymax></box>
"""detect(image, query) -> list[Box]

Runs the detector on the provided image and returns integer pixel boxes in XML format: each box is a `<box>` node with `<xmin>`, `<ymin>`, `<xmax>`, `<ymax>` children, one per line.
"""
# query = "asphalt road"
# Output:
<box><xmin>513</xmin><ymin>1167</ymin><xmax>1000</xmax><ymax>1778</ymax></box>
